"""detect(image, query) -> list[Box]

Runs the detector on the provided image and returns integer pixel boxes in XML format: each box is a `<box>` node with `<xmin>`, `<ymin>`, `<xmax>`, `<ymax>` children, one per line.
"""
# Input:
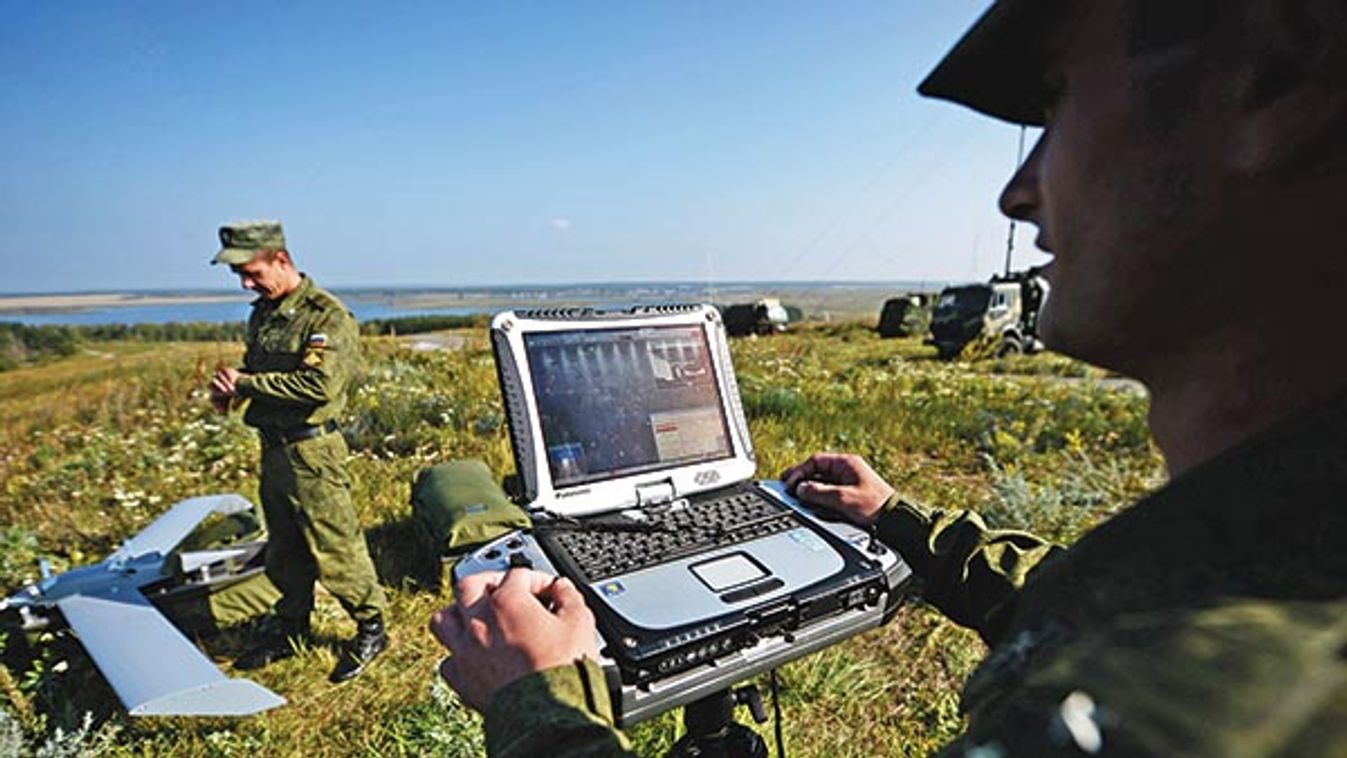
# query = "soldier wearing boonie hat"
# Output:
<box><xmin>428</xmin><ymin>2</ymin><xmax>1347</xmax><ymax>755</ymax></box>
<box><xmin>208</xmin><ymin>220</ymin><xmax>390</xmax><ymax>684</ymax></box>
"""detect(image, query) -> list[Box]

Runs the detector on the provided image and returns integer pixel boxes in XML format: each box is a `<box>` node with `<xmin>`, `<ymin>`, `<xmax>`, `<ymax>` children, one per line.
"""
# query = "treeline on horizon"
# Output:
<box><xmin>0</xmin><ymin>314</ymin><xmax>490</xmax><ymax>371</ymax></box>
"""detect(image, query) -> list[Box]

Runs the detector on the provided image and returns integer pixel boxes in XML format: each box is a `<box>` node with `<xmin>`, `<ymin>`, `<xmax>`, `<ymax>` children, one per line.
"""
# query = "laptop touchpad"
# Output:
<box><xmin>691</xmin><ymin>553</ymin><xmax>767</xmax><ymax>592</ymax></box>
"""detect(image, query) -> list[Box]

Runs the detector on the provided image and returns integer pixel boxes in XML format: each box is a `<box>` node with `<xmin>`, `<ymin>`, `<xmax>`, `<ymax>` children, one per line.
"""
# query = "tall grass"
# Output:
<box><xmin>0</xmin><ymin>323</ymin><xmax>1162</xmax><ymax>756</ymax></box>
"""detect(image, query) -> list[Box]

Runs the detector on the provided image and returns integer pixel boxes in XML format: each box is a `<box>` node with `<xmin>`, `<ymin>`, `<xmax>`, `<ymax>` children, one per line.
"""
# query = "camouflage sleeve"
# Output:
<box><xmin>875</xmin><ymin>494</ymin><xmax>1063</xmax><ymax>645</ymax></box>
<box><xmin>235</xmin><ymin>308</ymin><xmax>358</xmax><ymax>408</ymax></box>
<box><xmin>935</xmin><ymin>600</ymin><xmax>1347</xmax><ymax>757</ymax></box>
<box><xmin>482</xmin><ymin>658</ymin><xmax>634</xmax><ymax>758</ymax></box>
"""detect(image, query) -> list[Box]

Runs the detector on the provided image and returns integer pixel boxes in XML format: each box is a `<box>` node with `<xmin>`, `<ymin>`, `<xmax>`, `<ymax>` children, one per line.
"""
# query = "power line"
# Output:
<box><xmin>775</xmin><ymin>110</ymin><xmax>946</xmax><ymax>280</ymax></box>
<box><xmin>820</xmin><ymin>120</ymin><xmax>978</xmax><ymax>277</ymax></box>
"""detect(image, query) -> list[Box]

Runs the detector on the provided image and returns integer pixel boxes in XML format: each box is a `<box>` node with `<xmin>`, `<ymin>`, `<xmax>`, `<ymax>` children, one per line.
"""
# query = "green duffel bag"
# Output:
<box><xmin>152</xmin><ymin>506</ymin><xmax>281</xmax><ymax>635</ymax></box>
<box><xmin>411</xmin><ymin>459</ymin><xmax>532</xmax><ymax>556</ymax></box>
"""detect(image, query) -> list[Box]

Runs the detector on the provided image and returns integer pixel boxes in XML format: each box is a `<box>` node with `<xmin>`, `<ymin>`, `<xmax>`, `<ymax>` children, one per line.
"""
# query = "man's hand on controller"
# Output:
<box><xmin>781</xmin><ymin>452</ymin><xmax>895</xmax><ymax>527</ymax></box>
<box><xmin>430</xmin><ymin>568</ymin><xmax>600</xmax><ymax>712</ymax></box>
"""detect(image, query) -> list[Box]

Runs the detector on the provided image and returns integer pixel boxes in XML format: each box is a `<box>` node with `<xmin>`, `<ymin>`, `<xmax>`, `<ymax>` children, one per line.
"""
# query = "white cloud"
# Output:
<box><xmin>550</xmin><ymin>218</ymin><xmax>572</xmax><ymax>232</ymax></box>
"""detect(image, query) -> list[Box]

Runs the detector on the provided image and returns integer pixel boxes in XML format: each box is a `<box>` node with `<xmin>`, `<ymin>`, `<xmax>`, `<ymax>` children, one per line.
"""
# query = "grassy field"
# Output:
<box><xmin>0</xmin><ymin>322</ymin><xmax>1163</xmax><ymax>757</ymax></box>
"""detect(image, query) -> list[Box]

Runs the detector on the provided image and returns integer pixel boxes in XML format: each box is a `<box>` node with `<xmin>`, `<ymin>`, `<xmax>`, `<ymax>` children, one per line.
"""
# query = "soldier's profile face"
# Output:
<box><xmin>997</xmin><ymin>0</ymin><xmax>1235</xmax><ymax>375</ymax></box>
<box><xmin>230</xmin><ymin>252</ymin><xmax>293</xmax><ymax>300</ymax></box>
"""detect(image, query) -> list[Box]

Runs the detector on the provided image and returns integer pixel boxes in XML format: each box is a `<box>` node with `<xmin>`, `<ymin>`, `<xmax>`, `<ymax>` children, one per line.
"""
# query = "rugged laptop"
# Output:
<box><xmin>455</xmin><ymin>303</ymin><xmax>910</xmax><ymax>724</ymax></box>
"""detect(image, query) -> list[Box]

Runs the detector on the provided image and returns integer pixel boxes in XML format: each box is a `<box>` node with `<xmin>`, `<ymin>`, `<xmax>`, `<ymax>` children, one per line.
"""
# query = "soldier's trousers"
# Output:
<box><xmin>259</xmin><ymin>431</ymin><xmax>387</xmax><ymax>628</ymax></box>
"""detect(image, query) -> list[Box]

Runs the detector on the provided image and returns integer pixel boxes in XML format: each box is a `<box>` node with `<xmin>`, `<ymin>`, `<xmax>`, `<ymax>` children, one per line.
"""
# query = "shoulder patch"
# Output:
<box><xmin>308</xmin><ymin>333</ymin><xmax>329</xmax><ymax>349</ymax></box>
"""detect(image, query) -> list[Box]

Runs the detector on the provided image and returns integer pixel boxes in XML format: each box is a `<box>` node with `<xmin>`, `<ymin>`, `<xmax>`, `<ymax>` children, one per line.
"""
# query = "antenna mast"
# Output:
<box><xmin>1004</xmin><ymin>125</ymin><xmax>1028</xmax><ymax>276</ymax></box>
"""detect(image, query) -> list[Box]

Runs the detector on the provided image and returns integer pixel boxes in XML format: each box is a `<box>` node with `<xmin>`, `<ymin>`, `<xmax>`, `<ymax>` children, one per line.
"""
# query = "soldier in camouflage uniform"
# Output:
<box><xmin>209</xmin><ymin>220</ymin><xmax>389</xmax><ymax>684</ymax></box>
<box><xmin>430</xmin><ymin>1</ymin><xmax>1347</xmax><ymax>755</ymax></box>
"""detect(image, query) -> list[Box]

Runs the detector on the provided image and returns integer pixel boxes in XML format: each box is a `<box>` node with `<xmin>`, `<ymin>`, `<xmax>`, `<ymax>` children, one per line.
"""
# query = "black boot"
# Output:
<box><xmin>329</xmin><ymin>615</ymin><xmax>388</xmax><ymax>683</ymax></box>
<box><xmin>235</xmin><ymin>625</ymin><xmax>310</xmax><ymax>671</ymax></box>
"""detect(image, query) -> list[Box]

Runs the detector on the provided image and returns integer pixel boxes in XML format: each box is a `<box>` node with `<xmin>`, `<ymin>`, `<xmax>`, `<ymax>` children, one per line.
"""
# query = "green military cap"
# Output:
<box><xmin>918</xmin><ymin>0</ymin><xmax>1070</xmax><ymax>127</ymax></box>
<box><xmin>212</xmin><ymin>220</ymin><xmax>286</xmax><ymax>265</ymax></box>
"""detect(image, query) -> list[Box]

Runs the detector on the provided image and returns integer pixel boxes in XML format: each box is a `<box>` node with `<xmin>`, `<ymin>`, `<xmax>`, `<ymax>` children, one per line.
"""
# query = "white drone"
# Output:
<box><xmin>2</xmin><ymin>495</ymin><xmax>284</xmax><ymax>717</ymax></box>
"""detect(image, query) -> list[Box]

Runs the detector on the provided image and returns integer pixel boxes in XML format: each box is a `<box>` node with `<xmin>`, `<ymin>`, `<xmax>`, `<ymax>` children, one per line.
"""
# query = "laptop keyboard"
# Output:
<box><xmin>546</xmin><ymin>489</ymin><xmax>799</xmax><ymax>582</ymax></box>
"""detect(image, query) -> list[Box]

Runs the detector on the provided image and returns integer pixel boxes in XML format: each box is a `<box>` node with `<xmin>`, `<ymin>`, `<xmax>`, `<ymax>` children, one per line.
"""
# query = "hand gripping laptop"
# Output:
<box><xmin>454</xmin><ymin>303</ymin><xmax>911</xmax><ymax>725</ymax></box>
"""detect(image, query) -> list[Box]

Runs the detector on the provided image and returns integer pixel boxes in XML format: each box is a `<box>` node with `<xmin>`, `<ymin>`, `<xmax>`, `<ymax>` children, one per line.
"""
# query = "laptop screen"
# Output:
<box><xmin>524</xmin><ymin>324</ymin><xmax>734</xmax><ymax>488</ymax></box>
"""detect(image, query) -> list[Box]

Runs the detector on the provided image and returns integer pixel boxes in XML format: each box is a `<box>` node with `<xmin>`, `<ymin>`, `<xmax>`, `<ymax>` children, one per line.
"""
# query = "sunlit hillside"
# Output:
<box><xmin>0</xmin><ymin>323</ymin><xmax>1162</xmax><ymax>757</ymax></box>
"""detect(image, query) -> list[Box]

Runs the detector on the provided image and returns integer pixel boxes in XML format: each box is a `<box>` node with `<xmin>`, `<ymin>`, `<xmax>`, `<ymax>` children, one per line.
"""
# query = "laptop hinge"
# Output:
<box><xmin>635</xmin><ymin>480</ymin><xmax>676</xmax><ymax>506</ymax></box>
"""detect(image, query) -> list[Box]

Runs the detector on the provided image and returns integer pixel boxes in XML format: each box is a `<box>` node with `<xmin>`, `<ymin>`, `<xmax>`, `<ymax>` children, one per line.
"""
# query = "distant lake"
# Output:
<box><xmin>2</xmin><ymin>299</ymin><xmax>483</xmax><ymax>327</ymax></box>
<box><xmin>0</xmin><ymin>281</ymin><xmax>937</xmax><ymax>327</ymax></box>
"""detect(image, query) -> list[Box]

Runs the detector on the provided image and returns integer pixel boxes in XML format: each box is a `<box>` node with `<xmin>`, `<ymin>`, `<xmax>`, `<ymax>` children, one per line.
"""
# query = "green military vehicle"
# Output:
<box><xmin>926</xmin><ymin>268</ymin><xmax>1048</xmax><ymax>360</ymax></box>
<box><xmin>876</xmin><ymin>293</ymin><xmax>934</xmax><ymax>338</ymax></box>
<box><xmin>719</xmin><ymin>297</ymin><xmax>796</xmax><ymax>337</ymax></box>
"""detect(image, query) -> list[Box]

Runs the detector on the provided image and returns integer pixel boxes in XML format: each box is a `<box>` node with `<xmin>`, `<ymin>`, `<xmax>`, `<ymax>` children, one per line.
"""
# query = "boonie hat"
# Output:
<box><xmin>212</xmin><ymin>220</ymin><xmax>286</xmax><ymax>265</ymax></box>
<box><xmin>918</xmin><ymin>0</ymin><xmax>1069</xmax><ymax>127</ymax></box>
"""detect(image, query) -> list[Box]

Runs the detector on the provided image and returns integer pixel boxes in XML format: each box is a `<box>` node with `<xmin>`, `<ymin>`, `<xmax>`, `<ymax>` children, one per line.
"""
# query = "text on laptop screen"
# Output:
<box><xmin>524</xmin><ymin>325</ymin><xmax>733</xmax><ymax>488</ymax></box>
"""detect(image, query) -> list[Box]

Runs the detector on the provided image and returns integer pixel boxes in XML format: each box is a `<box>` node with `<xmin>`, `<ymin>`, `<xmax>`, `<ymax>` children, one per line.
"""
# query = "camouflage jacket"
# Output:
<box><xmin>235</xmin><ymin>275</ymin><xmax>359</xmax><ymax>430</ymax></box>
<box><xmin>479</xmin><ymin>390</ymin><xmax>1347</xmax><ymax>757</ymax></box>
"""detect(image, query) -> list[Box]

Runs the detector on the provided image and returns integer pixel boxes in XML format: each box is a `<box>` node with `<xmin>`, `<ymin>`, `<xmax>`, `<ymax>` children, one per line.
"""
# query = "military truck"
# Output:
<box><xmin>719</xmin><ymin>297</ymin><xmax>794</xmax><ymax>337</ymax></box>
<box><xmin>876</xmin><ymin>293</ymin><xmax>934</xmax><ymax>338</ymax></box>
<box><xmin>926</xmin><ymin>268</ymin><xmax>1049</xmax><ymax>359</ymax></box>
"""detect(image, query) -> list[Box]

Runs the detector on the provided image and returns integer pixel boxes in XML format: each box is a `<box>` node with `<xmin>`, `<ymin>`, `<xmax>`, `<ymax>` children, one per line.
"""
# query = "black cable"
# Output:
<box><xmin>770</xmin><ymin>669</ymin><xmax>785</xmax><ymax>758</ymax></box>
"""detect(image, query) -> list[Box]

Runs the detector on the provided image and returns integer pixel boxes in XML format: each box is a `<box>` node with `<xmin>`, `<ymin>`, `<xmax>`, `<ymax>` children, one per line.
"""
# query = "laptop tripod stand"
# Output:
<box><xmin>668</xmin><ymin>684</ymin><xmax>772</xmax><ymax>758</ymax></box>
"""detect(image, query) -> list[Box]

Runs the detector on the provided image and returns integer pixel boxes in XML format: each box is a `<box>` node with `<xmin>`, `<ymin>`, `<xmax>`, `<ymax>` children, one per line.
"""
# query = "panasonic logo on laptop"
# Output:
<box><xmin>694</xmin><ymin>470</ymin><xmax>721</xmax><ymax>486</ymax></box>
<box><xmin>557</xmin><ymin>488</ymin><xmax>592</xmax><ymax>499</ymax></box>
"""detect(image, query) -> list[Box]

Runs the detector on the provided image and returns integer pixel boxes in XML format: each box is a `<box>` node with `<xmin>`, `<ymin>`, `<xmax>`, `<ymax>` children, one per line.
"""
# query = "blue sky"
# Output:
<box><xmin>0</xmin><ymin>0</ymin><xmax>1047</xmax><ymax>294</ymax></box>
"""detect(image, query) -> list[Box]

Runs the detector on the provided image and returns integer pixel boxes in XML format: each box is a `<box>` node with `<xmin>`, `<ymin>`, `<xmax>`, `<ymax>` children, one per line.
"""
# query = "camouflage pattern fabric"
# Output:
<box><xmin>260</xmin><ymin>432</ymin><xmax>385</xmax><ymax>624</ymax></box>
<box><xmin>238</xmin><ymin>275</ymin><xmax>387</xmax><ymax>626</ymax></box>
<box><xmin>213</xmin><ymin>220</ymin><xmax>287</xmax><ymax>265</ymax></box>
<box><xmin>236</xmin><ymin>275</ymin><xmax>359</xmax><ymax>429</ymax></box>
<box><xmin>483</xmin><ymin>658</ymin><xmax>632</xmax><ymax>757</ymax></box>
<box><xmin>479</xmin><ymin>389</ymin><xmax>1347</xmax><ymax>757</ymax></box>
<box><xmin>877</xmin><ymin>499</ymin><xmax>1062</xmax><ymax>645</ymax></box>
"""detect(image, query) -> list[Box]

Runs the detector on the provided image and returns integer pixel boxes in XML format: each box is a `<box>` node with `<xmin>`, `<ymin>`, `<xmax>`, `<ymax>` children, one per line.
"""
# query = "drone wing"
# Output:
<box><xmin>112</xmin><ymin>494</ymin><xmax>253</xmax><ymax>563</ymax></box>
<box><xmin>58</xmin><ymin>586</ymin><xmax>284</xmax><ymax>716</ymax></box>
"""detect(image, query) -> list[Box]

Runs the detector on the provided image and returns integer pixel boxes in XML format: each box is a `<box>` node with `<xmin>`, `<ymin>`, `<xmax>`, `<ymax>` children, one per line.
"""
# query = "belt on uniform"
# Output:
<box><xmin>258</xmin><ymin>421</ymin><xmax>338</xmax><ymax>447</ymax></box>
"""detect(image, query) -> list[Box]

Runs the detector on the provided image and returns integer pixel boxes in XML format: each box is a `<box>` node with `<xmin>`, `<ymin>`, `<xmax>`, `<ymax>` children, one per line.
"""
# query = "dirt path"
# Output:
<box><xmin>399</xmin><ymin>333</ymin><xmax>468</xmax><ymax>352</ymax></box>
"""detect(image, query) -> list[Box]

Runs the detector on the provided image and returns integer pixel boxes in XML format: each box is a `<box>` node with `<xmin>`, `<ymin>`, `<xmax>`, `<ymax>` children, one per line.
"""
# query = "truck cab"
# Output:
<box><xmin>927</xmin><ymin>271</ymin><xmax>1048</xmax><ymax>360</ymax></box>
